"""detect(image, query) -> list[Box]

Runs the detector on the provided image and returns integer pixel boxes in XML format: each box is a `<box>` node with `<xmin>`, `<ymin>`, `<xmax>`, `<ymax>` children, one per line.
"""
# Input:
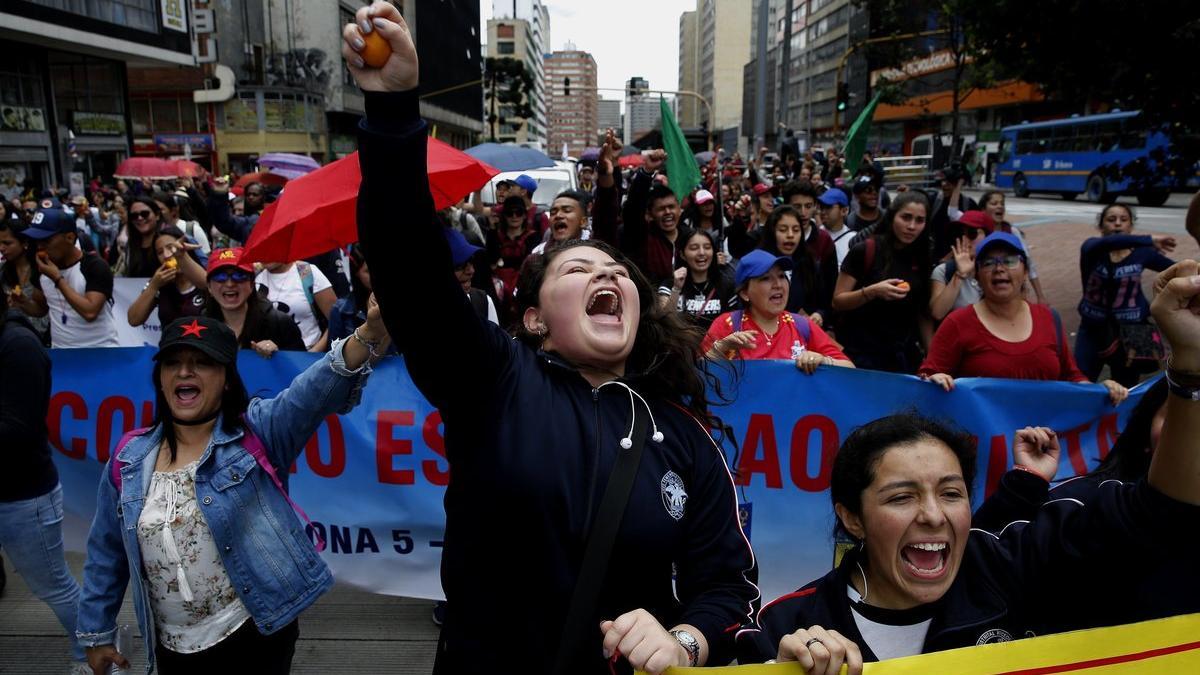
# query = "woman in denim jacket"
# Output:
<box><xmin>76</xmin><ymin>303</ymin><xmax>390</xmax><ymax>674</ymax></box>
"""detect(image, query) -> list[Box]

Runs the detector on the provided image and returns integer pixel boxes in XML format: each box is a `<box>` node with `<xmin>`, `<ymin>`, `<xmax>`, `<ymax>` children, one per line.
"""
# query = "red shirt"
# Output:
<box><xmin>701</xmin><ymin>311</ymin><xmax>849</xmax><ymax>362</ymax></box>
<box><xmin>918</xmin><ymin>303</ymin><xmax>1087</xmax><ymax>382</ymax></box>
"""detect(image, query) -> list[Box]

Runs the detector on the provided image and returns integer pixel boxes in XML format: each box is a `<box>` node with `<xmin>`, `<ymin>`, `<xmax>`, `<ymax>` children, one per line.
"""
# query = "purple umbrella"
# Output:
<box><xmin>258</xmin><ymin>152</ymin><xmax>321</xmax><ymax>179</ymax></box>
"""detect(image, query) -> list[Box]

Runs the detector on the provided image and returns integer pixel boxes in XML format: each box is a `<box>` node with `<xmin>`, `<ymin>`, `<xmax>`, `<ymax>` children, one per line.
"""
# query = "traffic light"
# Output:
<box><xmin>836</xmin><ymin>82</ymin><xmax>849</xmax><ymax>112</ymax></box>
<box><xmin>564</xmin><ymin>76</ymin><xmax>570</xmax><ymax>96</ymax></box>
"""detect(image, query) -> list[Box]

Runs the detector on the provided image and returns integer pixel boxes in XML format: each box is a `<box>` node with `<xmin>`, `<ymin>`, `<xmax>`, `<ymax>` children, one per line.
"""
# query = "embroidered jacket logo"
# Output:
<box><xmin>975</xmin><ymin>628</ymin><xmax>1013</xmax><ymax>646</ymax></box>
<box><xmin>661</xmin><ymin>471</ymin><xmax>687</xmax><ymax>521</ymax></box>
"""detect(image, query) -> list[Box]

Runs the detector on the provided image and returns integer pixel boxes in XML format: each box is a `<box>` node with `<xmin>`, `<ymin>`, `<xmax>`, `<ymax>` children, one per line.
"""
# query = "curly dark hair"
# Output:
<box><xmin>515</xmin><ymin>239</ymin><xmax>729</xmax><ymax>426</ymax></box>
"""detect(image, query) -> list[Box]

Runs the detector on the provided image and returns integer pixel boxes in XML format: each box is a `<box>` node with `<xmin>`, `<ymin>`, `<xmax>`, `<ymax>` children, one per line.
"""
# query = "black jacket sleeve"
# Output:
<box><xmin>206</xmin><ymin>191</ymin><xmax>256</xmax><ymax>243</ymax></box>
<box><xmin>725</xmin><ymin>215</ymin><xmax>761</xmax><ymax>259</ymax></box>
<box><xmin>0</xmin><ymin>325</ymin><xmax>49</xmax><ymax>456</ymax></box>
<box><xmin>620</xmin><ymin>169</ymin><xmax>653</xmax><ymax>264</ymax></box>
<box><xmin>356</xmin><ymin>90</ymin><xmax>511</xmax><ymax>411</ymax></box>
<box><xmin>971</xmin><ymin>470</ymin><xmax>1049</xmax><ymax>533</ymax></box>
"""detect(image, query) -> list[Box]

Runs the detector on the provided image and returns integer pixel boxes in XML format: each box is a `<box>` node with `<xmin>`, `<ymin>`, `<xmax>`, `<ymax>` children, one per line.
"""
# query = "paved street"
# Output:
<box><xmin>1</xmin><ymin>191</ymin><xmax>1196</xmax><ymax>674</ymax></box>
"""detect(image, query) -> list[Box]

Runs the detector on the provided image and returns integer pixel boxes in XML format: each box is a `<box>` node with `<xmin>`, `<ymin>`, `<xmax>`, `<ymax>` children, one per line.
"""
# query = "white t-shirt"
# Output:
<box><xmin>40</xmin><ymin>254</ymin><xmax>118</xmax><ymax>348</ymax></box>
<box><xmin>847</xmin><ymin>585</ymin><xmax>931</xmax><ymax>661</ymax></box>
<box><xmin>255</xmin><ymin>263</ymin><xmax>332</xmax><ymax>349</ymax></box>
<box><xmin>174</xmin><ymin>219</ymin><xmax>211</xmax><ymax>254</ymax></box>
<box><xmin>824</xmin><ymin>224</ymin><xmax>856</xmax><ymax>266</ymax></box>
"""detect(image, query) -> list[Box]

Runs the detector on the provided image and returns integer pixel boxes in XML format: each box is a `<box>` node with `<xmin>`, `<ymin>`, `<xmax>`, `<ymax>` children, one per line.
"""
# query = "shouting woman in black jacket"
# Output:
<box><xmin>344</xmin><ymin>5</ymin><xmax>757</xmax><ymax>674</ymax></box>
<box><xmin>737</xmin><ymin>257</ymin><xmax>1200</xmax><ymax>671</ymax></box>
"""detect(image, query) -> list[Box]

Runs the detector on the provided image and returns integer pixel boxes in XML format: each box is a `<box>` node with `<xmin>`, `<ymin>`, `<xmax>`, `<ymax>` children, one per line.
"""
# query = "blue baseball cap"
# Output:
<box><xmin>817</xmin><ymin>188</ymin><xmax>848</xmax><ymax>207</ymax></box>
<box><xmin>514</xmin><ymin>174</ymin><xmax>538</xmax><ymax>194</ymax></box>
<box><xmin>735</xmin><ymin>249</ymin><xmax>794</xmax><ymax>287</ymax></box>
<box><xmin>974</xmin><ymin>231</ymin><xmax>1026</xmax><ymax>258</ymax></box>
<box><xmin>22</xmin><ymin>208</ymin><xmax>76</xmax><ymax>240</ymax></box>
<box><xmin>444</xmin><ymin>227</ymin><xmax>483</xmax><ymax>267</ymax></box>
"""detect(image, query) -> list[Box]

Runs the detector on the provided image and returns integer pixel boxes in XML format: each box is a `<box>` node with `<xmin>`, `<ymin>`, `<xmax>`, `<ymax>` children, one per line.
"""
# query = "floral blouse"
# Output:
<box><xmin>137</xmin><ymin>460</ymin><xmax>251</xmax><ymax>653</ymax></box>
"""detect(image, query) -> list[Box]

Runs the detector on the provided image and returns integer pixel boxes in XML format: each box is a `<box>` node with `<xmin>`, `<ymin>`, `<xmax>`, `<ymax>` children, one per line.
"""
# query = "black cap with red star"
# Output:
<box><xmin>154</xmin><ymin>316</ymin><xmax>239</xmax><ymax>366</ymax></box>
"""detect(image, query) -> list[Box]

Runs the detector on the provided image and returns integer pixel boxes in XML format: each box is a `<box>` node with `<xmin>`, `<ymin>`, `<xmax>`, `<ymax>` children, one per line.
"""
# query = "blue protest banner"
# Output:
<box><xmin>48</xmin><ymin>349</ymin><xmax>1146</xmax><ymax>603</ymax></box>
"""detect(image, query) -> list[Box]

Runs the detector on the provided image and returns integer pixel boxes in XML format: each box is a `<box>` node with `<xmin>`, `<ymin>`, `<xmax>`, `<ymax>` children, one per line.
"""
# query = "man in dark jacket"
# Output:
<box><xmin>605</xmin><ymin>149</ymin><xmax>690</xmax><ymax>286</ymax></box>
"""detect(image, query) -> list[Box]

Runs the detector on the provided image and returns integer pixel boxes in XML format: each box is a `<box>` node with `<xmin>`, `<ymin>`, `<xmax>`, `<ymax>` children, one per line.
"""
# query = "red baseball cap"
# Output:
<box><xmin>207</xmin><ymin>247</ymin><xmax>255</xmax><ymax>276</ymax></box>
<box><xmin>955</xmin><ymin>210</ymin><xmax>995</xmax><ymax>233</ymax></box>
<box><xmin>752</xmin><ymin>183</ymin><xmax>772</xmax><ymax>196</ymax></box>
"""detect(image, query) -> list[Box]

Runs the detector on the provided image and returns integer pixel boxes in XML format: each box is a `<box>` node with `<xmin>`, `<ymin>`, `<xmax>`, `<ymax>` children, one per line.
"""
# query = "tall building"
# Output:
<box><xmin>677</xmin><ymin>11</ymin><xmax>700</xmax><ymax>128</ymax></box>
<box><xmin>596</xmin><ymin>99</ymin><xmax>621</xmax><ymax>139</ymax></box>
<box><xmin>0</xmin><ymin>0</ymin><xmax>195</xmax><ymax>193</ymax></box>
<box><xmin>697</xmin><ymin>0</ymin><xmax>752</xmax><ymax>148</ymax></box>
<box><xmin>125</xmin><ymin>0</ymin><xmax>482</xmax><ymax>175</ymax></box>
<box><xmin>545</xmin><ymin>47</ymin><xmax>597</xmax><ymax>158</ymax></box>
<box><xmin>489</xmin><ymin>0</ymin><xmax>550</xmax><ymax>149</ymax></box>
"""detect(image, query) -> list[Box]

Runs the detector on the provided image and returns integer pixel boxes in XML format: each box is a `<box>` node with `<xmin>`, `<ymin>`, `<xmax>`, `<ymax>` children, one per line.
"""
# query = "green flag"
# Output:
<box><xmin>660</xmin><ymin>97</ymin><xmax>701</xmax><ymax>202</ymax></box>
<box><xmin>842</xmin><ymin>92</ymin><xmax>882</xmax><ymax>173</ymax></box>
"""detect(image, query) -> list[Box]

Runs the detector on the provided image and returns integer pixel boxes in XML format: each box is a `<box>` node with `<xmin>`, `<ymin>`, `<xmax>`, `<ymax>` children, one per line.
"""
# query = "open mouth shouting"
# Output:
<box><xmin>586</xmin><ymin>287</ymin><xmax>622</xmax><ymax>325</ymax></box>
<box><xmin>901</xmin><ymin>541</ymin><xmax>949</xmax><ymax>580</ymax></box>
<box><xmin>173</xmin><ymin>383</ymin><xmax>203</xmax><ymax>408</ymax></box>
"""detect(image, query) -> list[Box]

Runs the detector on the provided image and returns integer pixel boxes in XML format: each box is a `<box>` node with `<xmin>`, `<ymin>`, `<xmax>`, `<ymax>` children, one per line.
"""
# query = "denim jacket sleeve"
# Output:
<box><xmin>245</xmin><ymin>336</ymin><xmax>372</xmax><ymax>473</ymax></box>
<box><xmin>76</xmin><ymin>461</ymin><xmax>130</xmax><ymax>647</ymax></box>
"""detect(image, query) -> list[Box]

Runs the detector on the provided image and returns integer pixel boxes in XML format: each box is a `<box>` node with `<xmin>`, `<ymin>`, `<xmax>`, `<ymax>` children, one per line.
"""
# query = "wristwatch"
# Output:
<box><xmin>670</xmin><ymin>629</ymin><xmax>700</xmax><ymax>667</ymax></box>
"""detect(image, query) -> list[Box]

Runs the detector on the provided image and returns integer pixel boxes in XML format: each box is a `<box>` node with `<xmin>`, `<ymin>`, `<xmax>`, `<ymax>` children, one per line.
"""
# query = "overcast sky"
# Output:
<box><xmin>480</xmin><ymin>0</ymin><xmax>697</xmax><ymax>103</ymax></box>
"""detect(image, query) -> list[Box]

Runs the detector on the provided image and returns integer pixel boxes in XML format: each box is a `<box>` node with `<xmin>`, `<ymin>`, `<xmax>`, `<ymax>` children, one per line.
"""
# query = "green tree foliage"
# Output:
<box><xmin>484</xmin><ymin>57</ymin><xmax>535</xmax><ymax>141</ymax></box>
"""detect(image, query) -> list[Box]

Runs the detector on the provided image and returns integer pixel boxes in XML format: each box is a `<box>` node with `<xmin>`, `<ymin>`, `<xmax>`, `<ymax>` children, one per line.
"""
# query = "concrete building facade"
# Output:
<box><xmin>0</xmin><ymin>0</ymin><xmax>195</xmax><ymax>194</ymax></box>
<box><xmin>545</xmin><ymin>48</ymin><xmax>597</xmax><ymax>159</ymax></box>
<box><xmin>677</xmin><ymin>11</ymin><xmax>700</xmax><ymax>128</ymax></box>
<box><xmin>596</xmin><ymin>99</ymin><xmax>621</xmax><ymax>140</ymax></box>
<box><xmin>489</xmin><ymin>0</ymin><xmax>549</xmax><ymax>150</ymax></box>
<box><xmin>697</xmin><ymin>0</ymin><xmax>751</xmax><ymax>145</ymax></box>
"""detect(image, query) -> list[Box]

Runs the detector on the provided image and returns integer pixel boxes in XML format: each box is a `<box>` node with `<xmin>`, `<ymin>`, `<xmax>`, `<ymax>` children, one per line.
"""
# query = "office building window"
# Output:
<box><xmin>29</xmin><ymin>0</ymin><xmax>157</xmax><ymax>32</ymax></box>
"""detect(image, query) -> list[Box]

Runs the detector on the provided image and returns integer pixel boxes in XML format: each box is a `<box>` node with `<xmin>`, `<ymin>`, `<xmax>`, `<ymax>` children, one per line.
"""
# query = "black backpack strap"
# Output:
<box><xmin>553</xmin><ymin>403</ymin><xmax>649</xmax><ymax>672</ymax></box>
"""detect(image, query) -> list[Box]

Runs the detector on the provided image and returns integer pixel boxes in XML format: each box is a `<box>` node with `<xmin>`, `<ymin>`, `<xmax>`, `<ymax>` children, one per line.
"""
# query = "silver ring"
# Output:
<box><xmin>805</xmin><ymin>637</ymin><xmax>823</xmax><ymax>649</ymax></box>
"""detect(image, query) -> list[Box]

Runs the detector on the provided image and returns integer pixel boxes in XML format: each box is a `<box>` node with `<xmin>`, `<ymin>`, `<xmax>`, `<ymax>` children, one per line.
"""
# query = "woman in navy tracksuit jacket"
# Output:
<box><xmin>346</xmin><ymin>7</ymin><xmax>757</xmax><ymax>673</ymax></box>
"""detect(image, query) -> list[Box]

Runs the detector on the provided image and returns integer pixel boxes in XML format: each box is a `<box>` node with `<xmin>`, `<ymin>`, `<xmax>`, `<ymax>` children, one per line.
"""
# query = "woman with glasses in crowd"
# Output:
<box><xmin>918</xmin><ymin>232</ymin><xmax>1127</xmax><ymax>405</ymax></box>
<box><xmin>201</xmin><ymin>248</ymin><xmax>304</xmax><ymax>359</ymax></box>
<box><xmin>928</xmin><ymin>210</ymin><xmax>992</xmax><ymax>322</ymax></box>
<box><xmin>112</xmin><ymin>197</ymin><xmax>165</xmax><ymax>278</ymax></box>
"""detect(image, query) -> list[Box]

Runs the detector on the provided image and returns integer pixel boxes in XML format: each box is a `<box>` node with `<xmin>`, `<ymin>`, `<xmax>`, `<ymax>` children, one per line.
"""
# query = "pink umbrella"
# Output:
<box><xmin>172</xmin><ymin>159</ymin><xmax>206</xmax><ymax>178</ymax></box>
<box><xmin>114</xmin><ymin>157</ymin><xmax>179</xmax><ymax>180</ymax></box>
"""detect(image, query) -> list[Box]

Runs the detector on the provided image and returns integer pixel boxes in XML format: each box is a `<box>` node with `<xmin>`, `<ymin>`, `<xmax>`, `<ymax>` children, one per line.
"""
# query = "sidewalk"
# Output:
<box><xmin>0</xmin><ymin>553</ymin><xmax>439</xmax><ymax>673</ymax></box>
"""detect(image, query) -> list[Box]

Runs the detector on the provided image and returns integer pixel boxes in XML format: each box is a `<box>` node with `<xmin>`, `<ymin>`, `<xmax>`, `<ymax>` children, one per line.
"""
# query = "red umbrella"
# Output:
<box><xmin>242</xmin><ymin>139</ymin><xmax>499</xmax><ymax>263</ymax></box>
<box><xmin>234</xmin><ymin>171</ymin><xmax>289</xmax><ymax>188</ymax></box>
<box><xmin>172</xmin><ymin>159</ymin><xmax>206</xmax><ymax>178</ymax></box>
<box><xmin>618</xmin><ymin>153</ymin><xmax>644</xmax><ymax>168</ymax></box>
<box><xmin>114</xmin><ymin>157</ymin><xmax>179</xmax><ymax>180</ymax></box>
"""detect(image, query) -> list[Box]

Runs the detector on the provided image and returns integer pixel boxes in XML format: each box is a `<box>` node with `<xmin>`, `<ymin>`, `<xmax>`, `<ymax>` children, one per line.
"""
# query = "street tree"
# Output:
<box><xmin>484</xmin><ymin>57</ymin><xmax>535</xmax><ymax>142</ymax></box>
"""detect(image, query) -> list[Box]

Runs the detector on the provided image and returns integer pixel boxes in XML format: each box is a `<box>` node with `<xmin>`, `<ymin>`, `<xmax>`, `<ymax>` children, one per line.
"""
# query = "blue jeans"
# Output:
<box><xmin>0</xmin><ymin>484</ymin><xmax>84</xmax><ymax>662</ymax></box>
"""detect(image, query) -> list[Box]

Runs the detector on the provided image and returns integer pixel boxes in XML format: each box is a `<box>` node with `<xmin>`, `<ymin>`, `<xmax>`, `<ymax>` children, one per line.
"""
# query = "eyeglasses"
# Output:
<box><xmin>978</xmin><ymin>255</ymin><xmax>1022</xmax><ymax>270</ymax></box>
<box><xmin>210</xmin><ymin>269</ymin><xmax>252</xmax><ymax>283</ymax></box>
<box><xmin>130</xmin><ymin>210</ymin><xmax>153</xmax><ymax>220</ymax></box>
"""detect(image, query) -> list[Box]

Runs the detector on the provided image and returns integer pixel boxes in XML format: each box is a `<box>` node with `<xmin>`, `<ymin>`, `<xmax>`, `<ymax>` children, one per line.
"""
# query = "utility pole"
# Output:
<box><xmin>779</xmin><ymin>0</ymin><xmax>794</xmax><ymax>129</ymax></box>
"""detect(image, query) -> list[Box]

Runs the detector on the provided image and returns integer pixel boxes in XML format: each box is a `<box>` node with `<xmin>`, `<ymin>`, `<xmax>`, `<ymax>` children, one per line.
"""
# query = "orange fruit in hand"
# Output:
<box><xmin>360</xmin><ymin>29</ymin><xmax>392</xmax><ymax>68</ymax></box>
<box><xmin>896</xmin><ymin>281</ymin><xmax>910</xmax><ymax>291</ymax></box>
<box><xmin>37</xmin><ymin>251</ymin><xmax>49</xmax><ymax>263</ymax></box>
<box><xmin>165</xmin><ymin>257</ymin><xmax>178</xmax><ymax>270</ymax></box>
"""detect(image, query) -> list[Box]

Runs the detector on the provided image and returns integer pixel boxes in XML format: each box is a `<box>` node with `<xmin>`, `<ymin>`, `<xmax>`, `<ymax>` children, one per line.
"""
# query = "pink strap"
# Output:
<box><xmin>241</xmin><ymin>419</ymin><xmax>326</xmax><ymax>552</ymax></box>
<box><xmin>110</xmin><ymin>427</ymin><xmax>153</xmax><ymax>490</ymax></box>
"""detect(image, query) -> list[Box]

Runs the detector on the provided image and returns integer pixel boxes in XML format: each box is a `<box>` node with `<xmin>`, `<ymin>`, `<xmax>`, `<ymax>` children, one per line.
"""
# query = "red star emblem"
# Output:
<box><xmin>180</xmin><ymin>319</ymin><xmax>208</xmax><ymax>338</ymax></box>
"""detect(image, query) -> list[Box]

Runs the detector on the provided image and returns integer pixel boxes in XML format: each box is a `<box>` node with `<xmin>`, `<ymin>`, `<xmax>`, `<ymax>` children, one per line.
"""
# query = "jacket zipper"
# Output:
<box><xmin>582</xmin><ymin>388</ymin><xmax>602</xmax><ymax>535</ymax></box>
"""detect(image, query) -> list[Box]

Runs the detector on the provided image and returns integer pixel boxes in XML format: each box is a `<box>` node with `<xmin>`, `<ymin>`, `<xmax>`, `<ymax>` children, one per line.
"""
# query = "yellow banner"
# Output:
<box><xmin>652</xmin><ymin>613</ymin><xmax>1200</xmax><ymax>674</ymax></box>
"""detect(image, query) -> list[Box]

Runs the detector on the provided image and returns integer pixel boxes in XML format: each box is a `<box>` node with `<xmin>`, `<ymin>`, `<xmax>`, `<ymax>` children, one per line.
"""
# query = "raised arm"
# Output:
<box><xmin>205</xmin><ymin>181</ymin><xmax>256</xmax><ymax>244</ymax></box>
<box><xmin>346</xmin><ymin>2</ymin><xmax>508</xmax><ymax>410</ymax></box>
<box><xmin>1148</xmin><ymin>259</ymin><xmax>1200</xmax><ymax>505</ymax></box>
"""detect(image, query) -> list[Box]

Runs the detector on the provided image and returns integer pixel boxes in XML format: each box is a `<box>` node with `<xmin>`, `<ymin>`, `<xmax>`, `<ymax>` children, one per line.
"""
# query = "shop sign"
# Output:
<box><xmin>161</xmin><ymin>0</ymin><xmax>188</xmax><ymax>33</ymax></box>
<box><xmin>155</xmin><ymin>134</ymin><xmax>214</xmax><ymax>151</ymax></box>
<box><xmin>1</xmin><ymin>105</ymin><xmax>47</xmax><ymax>132</ymax></box>
<box><xmin>72</xmin><ymin>112</ymin><xmax>126</xmax><ymax>136</ymax></box>
<box><xmin>870</xmin><ymin>49</ymin><xmax>975</xmax><ymax>86</ymax></box>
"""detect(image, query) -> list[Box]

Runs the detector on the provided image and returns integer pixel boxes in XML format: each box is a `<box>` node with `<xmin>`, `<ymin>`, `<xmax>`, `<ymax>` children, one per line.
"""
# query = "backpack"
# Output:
<box><xmin>295</xmin><ymin>261</ymin><xmax>330</xmax><ymax>334</ymax></box>
<box><xmin>109</xmin><ymin>417</ymin><xmax>325</xmax><ymax>551</ymax></box>
<box><xmin>731</xmin><ymin>309</ymin><xmax>812</xmax><ymax>342</ymax></box>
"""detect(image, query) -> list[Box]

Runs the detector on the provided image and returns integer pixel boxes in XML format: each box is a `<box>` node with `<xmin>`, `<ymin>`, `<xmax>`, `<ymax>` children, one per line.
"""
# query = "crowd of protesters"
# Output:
<box><xmin>3</xmin><ymin>4</ymin><xmax>1200</xmax><ymax>673</ymax></box>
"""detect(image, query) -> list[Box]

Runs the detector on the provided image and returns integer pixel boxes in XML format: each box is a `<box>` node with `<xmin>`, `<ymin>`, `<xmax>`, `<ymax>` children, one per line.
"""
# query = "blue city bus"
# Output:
<box><xmin>994</xmin><ymin>111</ymin><xmax>1176</xmax><ymax>206</ymax></box>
